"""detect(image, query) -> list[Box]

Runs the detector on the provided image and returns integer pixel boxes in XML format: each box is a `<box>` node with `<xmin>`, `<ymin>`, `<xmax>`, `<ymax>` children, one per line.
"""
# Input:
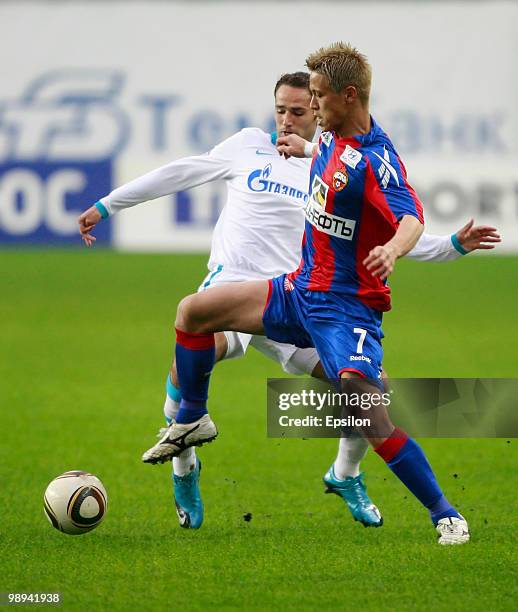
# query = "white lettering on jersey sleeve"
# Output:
<box><xmin>406</xmin><ymin>232</ymin><xmax>461</xmax><ymax>262</ymax></box>
<box><xmin>100</xmin><ymin>131</ymin><xmax>244</xmax><ymax>215</ymax></box>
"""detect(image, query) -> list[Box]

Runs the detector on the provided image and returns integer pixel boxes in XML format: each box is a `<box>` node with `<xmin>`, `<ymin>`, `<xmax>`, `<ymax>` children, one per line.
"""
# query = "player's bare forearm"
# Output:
<box><xmin>386</xmin><ymin>215</ymin><xmax>424</xmax><ymax>258</ymax></box>
<box><xmin>364</xmin><ymin>215</ymin><xmax>423</xmax><ymax>280</ymax></box>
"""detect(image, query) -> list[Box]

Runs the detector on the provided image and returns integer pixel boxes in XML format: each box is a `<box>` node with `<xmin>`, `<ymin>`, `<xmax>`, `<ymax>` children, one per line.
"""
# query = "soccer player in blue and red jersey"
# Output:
<box><xmin>142</xmin><ymin>42</ymin><xmax>470</xmax><ymax>544</ymax></box>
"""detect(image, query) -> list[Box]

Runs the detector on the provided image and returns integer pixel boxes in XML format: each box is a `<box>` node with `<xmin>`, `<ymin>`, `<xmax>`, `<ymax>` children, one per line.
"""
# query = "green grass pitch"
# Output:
<box><xmin>1</xmin><ymin>250</ymin><xmax>517</xmax><ymax>610</ymax></box>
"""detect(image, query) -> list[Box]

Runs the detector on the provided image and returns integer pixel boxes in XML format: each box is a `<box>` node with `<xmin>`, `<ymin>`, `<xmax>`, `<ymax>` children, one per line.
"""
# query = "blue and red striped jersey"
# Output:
<box><xmin>288</xmin><ymin>117</ymin><xmax>424</xmax><ymax>312</ymax></box>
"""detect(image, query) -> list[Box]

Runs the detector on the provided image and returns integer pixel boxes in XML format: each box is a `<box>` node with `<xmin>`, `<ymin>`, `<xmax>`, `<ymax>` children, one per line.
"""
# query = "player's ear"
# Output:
<box><xmin>343</xmin><ymin>85</ymin><xmax>358</xmax><ymax>105</ymax></box>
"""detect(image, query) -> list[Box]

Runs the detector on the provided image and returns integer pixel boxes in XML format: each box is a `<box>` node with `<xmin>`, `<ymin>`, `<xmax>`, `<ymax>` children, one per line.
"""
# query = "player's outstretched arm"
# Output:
<box><xmin>77</xmin><ymin>155</ymin><xmax>221</xmax><ymax>247</ymax></box>
<box><xmin>406</xmin><ymin>219</ymin><xmax>501</xmax><ymax>262</ymax></box>
<box><xmin>276</xmin><ymin>134</ymin><xmax>316</xmax><ymax>159</ymax></box>
<box><xmin>76</xmin><ymin>131</ymin><xmax>243</xmax><ymax>246</ymax></box>
<box><xmin>364</xmin><ymin>215</ymin><xmax>423</xmax><ymax>280</ymax></box>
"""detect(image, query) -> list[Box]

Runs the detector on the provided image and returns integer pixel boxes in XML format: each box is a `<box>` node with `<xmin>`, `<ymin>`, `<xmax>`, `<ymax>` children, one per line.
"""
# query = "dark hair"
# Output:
<box><xmin>274</xmin><ymin>71</ymin><xmax>310</xmax><ymax>96</ymax></box>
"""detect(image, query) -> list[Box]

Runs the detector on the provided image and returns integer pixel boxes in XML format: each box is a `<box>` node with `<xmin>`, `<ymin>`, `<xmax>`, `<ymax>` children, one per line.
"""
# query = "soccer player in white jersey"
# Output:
<box><xmin>79</xmin><ymin>72</ymin><xmax>500</xmax><ymax>531</ymax></box>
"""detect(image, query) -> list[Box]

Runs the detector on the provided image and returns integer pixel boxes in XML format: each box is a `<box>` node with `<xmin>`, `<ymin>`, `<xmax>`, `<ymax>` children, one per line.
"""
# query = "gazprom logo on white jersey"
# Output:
<box><xmin>0</xmin><ymin>70</ymin><xmax>126</xmax><ymax>244</ymax></box>
<box><xmin>247</xmin><ymin>164</ymin><xmax>308</xmax><ymax>202</ymax></box>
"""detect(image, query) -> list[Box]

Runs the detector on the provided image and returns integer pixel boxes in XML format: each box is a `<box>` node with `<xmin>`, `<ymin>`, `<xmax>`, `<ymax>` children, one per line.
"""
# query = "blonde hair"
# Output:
<box><xmin>306</xmin><ymin>42</ymin><xmax>372</xmax><ymax>105</ymax></box>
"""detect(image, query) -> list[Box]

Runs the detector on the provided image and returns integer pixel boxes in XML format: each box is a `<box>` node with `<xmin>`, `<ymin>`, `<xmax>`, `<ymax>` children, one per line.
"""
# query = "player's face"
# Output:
<box><xmin>309</xmin><ymin>72</ymin><xmax>348</xmax><ymax>134</ymax></box>
<box><xmin>274</xmin><ymin>85</ymin><xmax>316</xmax><ymax>142</ymax></box>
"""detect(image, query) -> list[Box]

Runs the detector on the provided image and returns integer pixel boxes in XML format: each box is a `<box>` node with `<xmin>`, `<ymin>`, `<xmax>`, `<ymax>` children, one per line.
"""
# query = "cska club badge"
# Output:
<box><xmin>332</xmin><ymin>167</ymin><xmax>348</xmax><ymax>191</ymax></box>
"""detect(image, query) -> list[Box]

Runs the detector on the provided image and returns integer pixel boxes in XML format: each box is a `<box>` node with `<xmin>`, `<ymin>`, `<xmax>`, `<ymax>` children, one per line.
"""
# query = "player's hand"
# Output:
<box><xmin>363</xmin><ymin>244</ymin><xmax>398</xmax><ymax>280</ymax></box>
<box><xmin>276</xmin><ymin>134</ymin><xmax>312</xmax><ymax>159</ymax></box>
<box><xmin>78</xmin><ymin>205</ymin><xmax>102</xmax><ymax>247</ymax></box>
<box><xmin>455</xmin><ymin>218</ymin><xmax>501</xmax><ymax>252</ymax></box>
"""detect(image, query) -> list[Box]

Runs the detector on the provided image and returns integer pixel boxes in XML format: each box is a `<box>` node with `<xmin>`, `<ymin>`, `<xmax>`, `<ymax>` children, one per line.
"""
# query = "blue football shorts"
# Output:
<box><xmin>263</xmin><ymin>274</ymin><xmax>384</xmax><ymax>382</ymax></box>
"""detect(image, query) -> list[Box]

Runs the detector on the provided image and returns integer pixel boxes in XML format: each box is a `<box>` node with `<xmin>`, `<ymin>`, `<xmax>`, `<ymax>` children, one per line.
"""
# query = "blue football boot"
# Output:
<box><xmin>323</xmin><ymin>465</ymin><xmax>383</xmax><ymax>528</ymax></box>
<box><xmin>173</xmin><ymin>458</ymin><xmax>203</xmax><ymax>529</ymax></box>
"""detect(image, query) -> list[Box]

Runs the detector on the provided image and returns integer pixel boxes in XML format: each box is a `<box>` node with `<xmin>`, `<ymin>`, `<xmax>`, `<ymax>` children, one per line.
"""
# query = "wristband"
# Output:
<box><xmin>451</xmin><ymin>233</ymin><xmax>468</xmax><ymax>255</ymax></box>
<box><xmin>303</xmin><ymin>141</ymin><xmax>315</xmax><ymax>158</ymax></box>
<box><xmin>95</xmin><ymin>201</ymin><xmax>109</xmax><ymax>219</ymax></box>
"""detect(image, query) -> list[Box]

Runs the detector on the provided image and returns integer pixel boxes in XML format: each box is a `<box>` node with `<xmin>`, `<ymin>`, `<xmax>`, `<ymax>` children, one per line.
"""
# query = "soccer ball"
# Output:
<box><xmin>43</xmin><ymin>470</ymin><xmax>108</xmax><ymax>535</ymax></box>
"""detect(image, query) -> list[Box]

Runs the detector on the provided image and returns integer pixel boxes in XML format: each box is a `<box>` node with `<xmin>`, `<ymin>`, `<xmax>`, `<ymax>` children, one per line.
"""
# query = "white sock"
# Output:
<box><xmin>163</xmin><ymin>388</ymin><xmax>198</xmax><ymax>477</ymax></box>
<box><xmin>173</xmin><ymin>447</ymin><xmax>197</xmax><ymax>476</ymax></box>
<box><xmin>333</xmin><ymin>435</ymin><xmax>369</xmax><ymax>479</ymax></box>
<box><xmin>164</xmin><ymin>395</ymin><xmax>179</xmax><ymax>425</ymax></box>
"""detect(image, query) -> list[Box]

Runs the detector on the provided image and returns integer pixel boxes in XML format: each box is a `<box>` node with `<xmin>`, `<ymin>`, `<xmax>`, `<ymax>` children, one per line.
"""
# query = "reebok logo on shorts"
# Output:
<box><xmin>350</xmin><ymin>355</ymin><xmax>372</xmax><ymax>364</ymax></box>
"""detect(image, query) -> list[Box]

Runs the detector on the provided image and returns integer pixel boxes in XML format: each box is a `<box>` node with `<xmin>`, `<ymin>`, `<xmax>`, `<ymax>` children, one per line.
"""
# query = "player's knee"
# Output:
<box><xmin>175</xmin><ymin>296</ymin><xmax>191</xmax><ymax>329</ymax></box>
<box><xmin>175</xmin><ymin>294</ymin><xmax>209</xmax><ymax>332</ymax></box>
<box><xmin>339</xmin><ymin>375</ymin><xmax>394</xmax><ymax>436</ymax></box>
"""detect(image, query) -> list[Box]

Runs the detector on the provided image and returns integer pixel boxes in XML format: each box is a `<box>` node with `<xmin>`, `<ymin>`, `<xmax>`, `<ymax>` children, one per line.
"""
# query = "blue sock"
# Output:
<box><xmin>174</xmin><ymin>329</ymin><xmax>214</xmax><ymax>424</ymax></box>
<box><xmin>176</xmin><ymin>400</ymin><xmax>208</xmax><ymax>424</ymax></box>
<box><xmin>375</xmin><ymin>428</ymin><xmax>460</xmax><ymax>525</ymax></box>
<box><xmin>428</xmin><ymin>495</ymin><xmax>461</xmax><ymax>525</ymax></box>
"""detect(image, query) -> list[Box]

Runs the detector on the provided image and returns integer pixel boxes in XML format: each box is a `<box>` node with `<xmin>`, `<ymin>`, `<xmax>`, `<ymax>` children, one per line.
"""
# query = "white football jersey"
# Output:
<box><xmin>99</xmin><ymin>127</ymin><xmax>461</xmax><ymax>281</ymax></box>
<box><xmin>101</xmin><ymin>128</ymin><xmax>310</xmax><ymax>279</ymax></box>
<box><xmin>206</xmin><ymin>128</ymin><xmax>310</xmax><ymax>279</ymax></box>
